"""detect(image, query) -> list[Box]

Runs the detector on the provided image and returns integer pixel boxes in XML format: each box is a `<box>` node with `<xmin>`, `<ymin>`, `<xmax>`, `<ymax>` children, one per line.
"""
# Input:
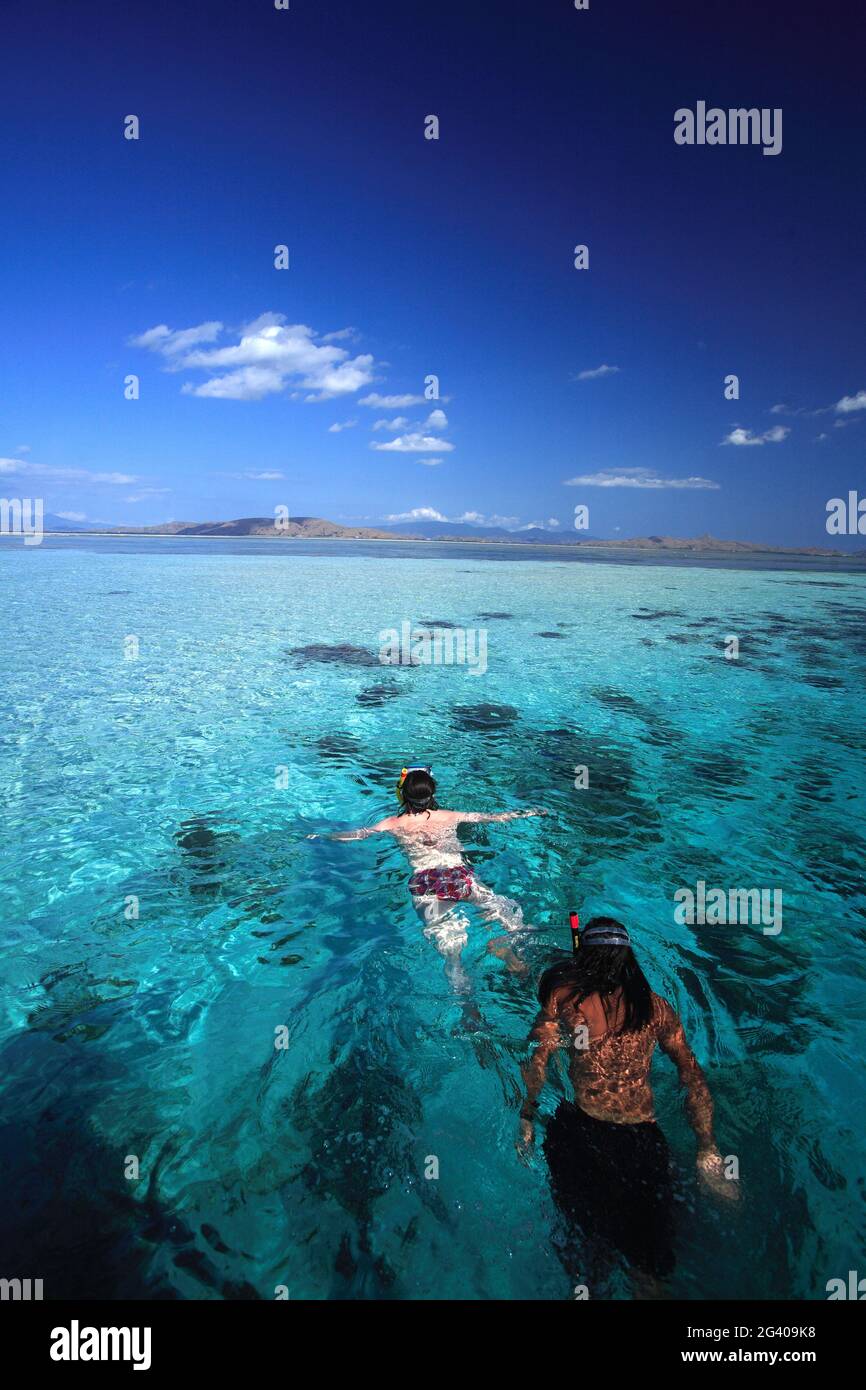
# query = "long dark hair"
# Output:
<box><xmin>399</xmin><ymin>768</ymin><xmax>439</xmax><ymax>816</ymax></box>
<box><xmin>538</xmin><ymin>918</ymin><xmax>652</xmax><ymax>1034</ymax></box>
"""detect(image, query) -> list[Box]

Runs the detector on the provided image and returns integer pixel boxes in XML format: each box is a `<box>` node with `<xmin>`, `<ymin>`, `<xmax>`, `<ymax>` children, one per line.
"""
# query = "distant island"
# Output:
<box><xmin>41</xmin><ymin>514</ymin><xmax>862</xmax><ymax>559</ymax></box>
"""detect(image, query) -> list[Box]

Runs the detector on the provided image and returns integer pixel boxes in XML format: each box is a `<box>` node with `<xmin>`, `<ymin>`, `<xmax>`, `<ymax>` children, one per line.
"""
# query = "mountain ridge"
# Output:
<box><xmin>38</xmin><ymin>514</ymin><xmax>861</xmax><ymax>556</ymax></box>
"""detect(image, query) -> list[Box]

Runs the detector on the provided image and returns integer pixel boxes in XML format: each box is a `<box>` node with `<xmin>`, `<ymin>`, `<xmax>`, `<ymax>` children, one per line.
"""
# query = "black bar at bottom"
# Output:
<box><xmin>3</xmin><ymin>1297</ymin><xmax>858</xmax><ymax>1374</ymax></box>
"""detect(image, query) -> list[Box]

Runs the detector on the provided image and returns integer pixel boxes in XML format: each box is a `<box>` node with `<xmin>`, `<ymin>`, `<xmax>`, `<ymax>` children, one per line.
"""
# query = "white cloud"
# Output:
<box><xmin>835</xmin><ymin>390</ymin><xmax>866</xmax><ymax>414</ymax></box>
<box><xmin>372</xmin><ymin>407</ymin><xmax>447</xmax><ymax>435</ymax></box>
<box><xmin>303</xmin><ymin>359</ymin><xmax>375</xmax><ymax>401</ymax></box>
<box><xmin>455</xmin><ymin>511</ymin><xmax>520</xmax><ymax>528</ymax></box>
<box><xmin>724</xmin><ymin>428</ymin><xmax>763</xmax><ymax>446</ymax></box>
<box><xmin>722</xmin><ymin>425</ymin><xmax>790</xmax><ymax>446</ymax></box>
<box><xmin>385</xmin><ymin>506</ymin><xmax>448</xmax><ymax>522</ymax></box>
<box><xmin>181</xmin><ymin>365</ymin><xmax>287</xmax><ymax>401</ymax></box>
<box><xmin>418</xmin><ymin>458</ymin><xmax>443</xmax><ymax>467</ymax></box>
<box><xmin>328</xmin><ymin>420</ymin><xmax>358</xmax><ymax>433</ymax></box>
<box><xmin>770</xmin><ymin>394</ymin><xmax>863</xmax><ymax>419</ymax></box>
<box><xmin>573</xmin><ymin>364</ymin><xmax>620</xmax><ymax>381</ymax></box>
<box><xmin>372</xmin><ymin>416</ymin><xmax>410</xmax><ymax>432</ymax></box>
<box><xmin>55</xmin><ymin>511</ymin><xmax>87</xmax><ymax>521</ymax></box>
<box><xmin>0</xmin><ymin>458</ymin><xmax>138</xmax><ymax>484</ymax></box>
<box><xmin>124</xmin><ymin>487</ymin><xmax>171</xmax><ymax>503</ymax></box>
<box><xmin>130</xmin><ymin>321</ymin><xmax>222</xmax><ymax>357</ymax></box>
<box><xmin>133</xmin><ymin>313</ymin><xmax>376</xmax><ymax>402</ymax></box>
<box><xmin>223</xmin><ymin>470</ymin><xmax>285</xmax><ymax>481</ymax></box>
<box><xmin>371</xmin><ymin>432</ymin><xmax>455</xmax><ymax>453</ymax></box>
<box><xmin>15</xmin><ymin>444</ymin><xmax>31</xmax><ymax>455</ymax></box>
<box><xmin>321</xmin><ymin>327</ymin><xmax>359</xmax><ymax>343</ymax></box>
<box><xmin>382</xmin><ymin>507</ymin><xmax>526</xmax><ymax>530</ymax></box>
<box><xmin>563</xmin><ymin>467</ymin><xmax>719</xmax><ymax>490</ymax></box>
<box><xmin>360</xmin><ymin>392</ymin><xmax>426</xmax><ymax>408</ymax></box>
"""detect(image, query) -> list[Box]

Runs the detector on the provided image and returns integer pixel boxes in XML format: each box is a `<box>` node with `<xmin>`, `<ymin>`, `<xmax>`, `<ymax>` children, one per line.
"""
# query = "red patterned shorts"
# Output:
<box><xmin>408</xmin><ymin>865</ymin><xmax>474</xmax><ymax>901</ymax></box>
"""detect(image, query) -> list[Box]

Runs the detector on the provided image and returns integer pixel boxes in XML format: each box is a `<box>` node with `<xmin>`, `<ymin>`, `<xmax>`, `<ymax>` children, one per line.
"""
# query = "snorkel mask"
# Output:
<box><xmin>570</xmin><ymin>910</ymin><xmax>631</xmax><ymax>953</ymax></box>
<box><xmin>396</xmin><ymin>765</ymin><xmax>432</xmax><ymax>805</ymax></box>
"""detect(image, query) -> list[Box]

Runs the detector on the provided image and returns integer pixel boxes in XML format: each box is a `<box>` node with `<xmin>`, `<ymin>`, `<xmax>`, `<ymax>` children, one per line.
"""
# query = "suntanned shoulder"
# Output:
<box><xmin>548</xmin><ymin>984</ymin><xmax>580</xmax><ymax>1016</ymax></box>
<box><xmin>652</xmin><ymin>994</ymin><xmax>691</xmax><ymax>1053</ymax></box>
<box><xmin>651</xmin><ymin>992</ymin><xmax>678</xmax><ymax>1024</ymax></box>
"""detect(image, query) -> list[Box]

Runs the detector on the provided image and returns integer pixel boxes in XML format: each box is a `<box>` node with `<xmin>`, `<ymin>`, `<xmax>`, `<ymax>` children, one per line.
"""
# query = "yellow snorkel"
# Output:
<box><xmin>396</xmin><ymin>765</ymin><xmax>432</xmax><ymax>805</ymax></box>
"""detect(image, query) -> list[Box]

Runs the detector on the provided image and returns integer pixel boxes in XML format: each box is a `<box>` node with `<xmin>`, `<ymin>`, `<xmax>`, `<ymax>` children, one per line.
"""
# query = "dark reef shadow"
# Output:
<box><xmin>287</xmin><ymin>643</ymin><xmax>381</xmax><ymax>667</ymax></box>
<box><xmin>451</xmin><ymin>703</ymin><xmax>520</xmax><ymax>735</ymax></box>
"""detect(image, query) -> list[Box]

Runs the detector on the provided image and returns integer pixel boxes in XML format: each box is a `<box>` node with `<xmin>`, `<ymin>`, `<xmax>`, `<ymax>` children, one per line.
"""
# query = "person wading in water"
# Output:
<box><xmin>519</xmin><ymin>916</ymin><xmax>737</xmax><ymax>1292</ymax></box>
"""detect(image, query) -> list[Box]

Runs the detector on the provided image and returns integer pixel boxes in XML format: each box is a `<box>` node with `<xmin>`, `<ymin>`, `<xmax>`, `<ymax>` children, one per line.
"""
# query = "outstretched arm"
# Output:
<box><xmin>309</xmin><ymin>817</ymin><xmax>395</xmax><ymax>842</ymax></box>
<box><xmin>657</xmin><ymin>1007</ymin><xmax>715</xmax><ymax>1148</ymax></box>
<box><xmin>518</xmin><ymin>1003</ymin><xmax>563</xmax><ymax>1152</ymax></box>
<box><xmin>457</xmin><ymin>809</ymin><xmax>544</xmax><ymax>824</ymax></box>
<box><xmin>658</xmin><ymin>1006</ymin><xmax>737</xmax><ymax>1200</ymax></box>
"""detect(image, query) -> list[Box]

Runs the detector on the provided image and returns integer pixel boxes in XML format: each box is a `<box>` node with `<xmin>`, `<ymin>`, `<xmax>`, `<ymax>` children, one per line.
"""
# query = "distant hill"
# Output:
<box><xmin>43</xmin><ymin>513</ymin><xmax>591</xmax><ymax>544</ymax></box>
<box><xmin>44</xmin><ymin>513</ymin><xmax>112</xmax><ymax>532</ymax></box>
<box><xmin>577</xmin><ymin>532</ymin><xmax>841</xmax><ymax>556</ymax></box>
<box><xmin>39</xmin><ymin>515</ymin><xmax>854</xmax><ymax>557</ymax></box>
<box><xmin>384</xmin><ymin>520</ymin><xmax>594</xmax><ymax>543</ymax></box>
<box><xmin>45</xmin><ymin>515</ymin><xmax>402</xmax><ymax>540</ymax></box>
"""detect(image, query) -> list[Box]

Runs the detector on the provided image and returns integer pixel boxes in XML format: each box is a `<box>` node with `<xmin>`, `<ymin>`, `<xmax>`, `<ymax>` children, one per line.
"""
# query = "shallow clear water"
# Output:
<box><xmin>1</xmin><ymin>539</ymin><xmax>865</xmax><ymax>1300</ymax></box>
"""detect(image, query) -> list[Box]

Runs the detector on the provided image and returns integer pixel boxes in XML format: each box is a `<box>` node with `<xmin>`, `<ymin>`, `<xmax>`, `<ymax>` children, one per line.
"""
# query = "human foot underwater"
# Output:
<box><xmin>312</xmin><ymin>766</ymin><xmax>543</xmax><ymax>992</ymax></box>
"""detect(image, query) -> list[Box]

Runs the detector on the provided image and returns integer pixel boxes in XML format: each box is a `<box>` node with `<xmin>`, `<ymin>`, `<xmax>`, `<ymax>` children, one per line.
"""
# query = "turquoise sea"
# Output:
<box><xmin>1</xmin><ymin>537</ymin><xmax>865</xmax><ymax>1300</ymax></box>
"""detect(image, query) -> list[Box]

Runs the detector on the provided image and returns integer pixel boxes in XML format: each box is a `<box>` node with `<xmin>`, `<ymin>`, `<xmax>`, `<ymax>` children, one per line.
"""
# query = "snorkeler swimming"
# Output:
<box><xmin>320</xmin><ymin>766</ymin><xmax>542</xmax><ymax>991</ymax></box>
<box><xmin>520</xmin><ymin>916</ymin><xmax>737</xmax><ymax>1290</ymax></box>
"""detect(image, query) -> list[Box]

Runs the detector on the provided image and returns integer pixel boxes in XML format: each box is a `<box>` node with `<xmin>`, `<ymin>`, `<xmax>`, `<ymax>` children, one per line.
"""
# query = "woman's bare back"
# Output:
<box><xmin>366</xmin><ymin>807</ymin><xmax>537</xmax><ymax>872</ymax></box>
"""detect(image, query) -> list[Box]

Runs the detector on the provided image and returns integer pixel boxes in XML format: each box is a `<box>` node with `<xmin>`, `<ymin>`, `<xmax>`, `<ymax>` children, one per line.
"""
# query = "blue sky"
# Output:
<box><xmin>1</xmin><ymin>0</ymin><xmax>863</xmax><ymax>545</ymax></box>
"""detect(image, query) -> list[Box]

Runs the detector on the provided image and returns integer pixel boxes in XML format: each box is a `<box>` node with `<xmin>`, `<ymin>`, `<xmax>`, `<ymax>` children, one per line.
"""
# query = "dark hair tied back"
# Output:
<box><xmin>400</xmin><ymin>769</ymin><xmax>438</xmax><ymax>816</ymax></box>
<box><xmin>537</xmin><ymin>918</ymin><xmax>652</xmax><ymax>1033</ymax></box>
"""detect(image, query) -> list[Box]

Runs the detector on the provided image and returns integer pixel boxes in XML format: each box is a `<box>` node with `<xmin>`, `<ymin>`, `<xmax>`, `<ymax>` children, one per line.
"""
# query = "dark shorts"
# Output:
<box><xmin>543</xmin><ymin>1100</ymin><xmax>676</xmax><ymax>1281</ymax></box>
<box><xmin>408</xmin><ymin>865</ymin><xmax>474</xmax><ymax>900</ymax></box>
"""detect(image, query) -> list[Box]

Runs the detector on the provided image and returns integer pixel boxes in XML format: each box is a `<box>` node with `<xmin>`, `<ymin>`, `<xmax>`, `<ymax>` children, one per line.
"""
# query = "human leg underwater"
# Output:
<box><xmin>408</xmin><ymin>866</ymin><xmax>533</xmax><ymax>982</ymax></box>
<box><xmin>542</xmin><ymin>1101</ymin><xmax>677</xmax><ymax>1290</ymax></box>
<box><xmin>467</xmin><ymin>878</ymin><xmax>534</xmax><ymax>974</ymax></box>
<box><xmin>412</xmin><ymin>893</ymin><xmax>472</xmax><ymax>994</ymax></box>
